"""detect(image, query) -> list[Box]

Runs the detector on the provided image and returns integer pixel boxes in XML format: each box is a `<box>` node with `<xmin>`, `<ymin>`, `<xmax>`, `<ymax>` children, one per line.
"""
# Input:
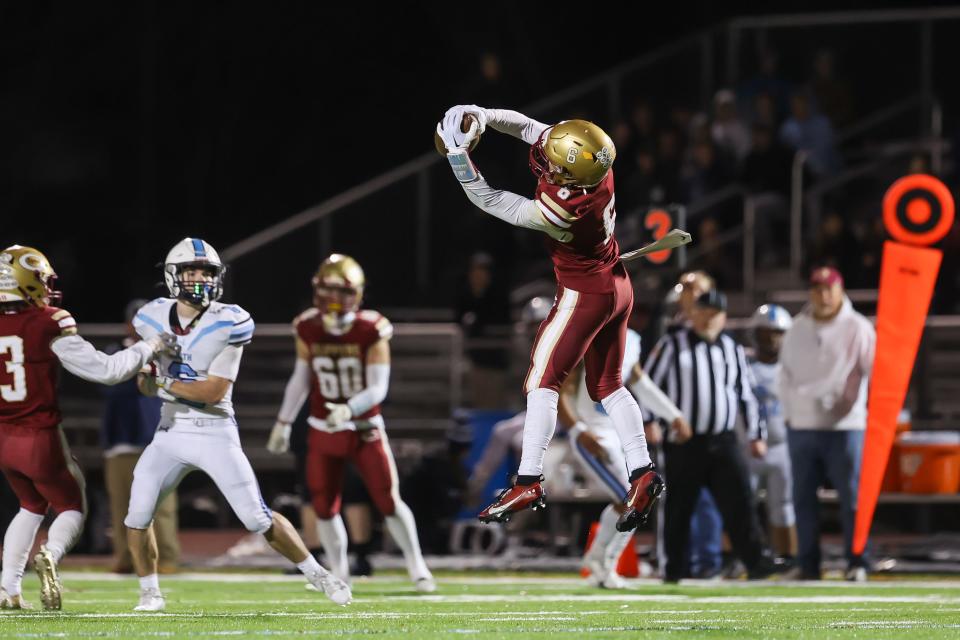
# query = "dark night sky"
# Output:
<box><xmin>2</xmin><ymin>1</ymin><xmax>953</xmax><ymax>321</ymax></box>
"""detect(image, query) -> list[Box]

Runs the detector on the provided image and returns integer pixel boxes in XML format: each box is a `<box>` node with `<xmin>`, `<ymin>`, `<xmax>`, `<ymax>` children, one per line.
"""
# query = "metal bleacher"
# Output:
<box><xmin>60</xmin><ymin>323</ymin><xmax>464</xmax><ymax>473</ymax></box>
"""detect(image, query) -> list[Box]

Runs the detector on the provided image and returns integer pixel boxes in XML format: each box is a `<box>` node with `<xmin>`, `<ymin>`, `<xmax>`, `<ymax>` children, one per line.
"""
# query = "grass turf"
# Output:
<box><xmin>1</xmin><ymin>572</ymin><xmax>959</xmax><ymax>639</ymax></box>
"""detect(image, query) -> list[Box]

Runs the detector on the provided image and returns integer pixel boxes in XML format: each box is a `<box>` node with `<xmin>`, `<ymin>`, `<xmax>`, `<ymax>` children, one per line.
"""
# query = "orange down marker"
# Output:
<box><xmin>853</xmin><ymin>174</ymin><xmax>954</xmax><ymax>555</ymax></box>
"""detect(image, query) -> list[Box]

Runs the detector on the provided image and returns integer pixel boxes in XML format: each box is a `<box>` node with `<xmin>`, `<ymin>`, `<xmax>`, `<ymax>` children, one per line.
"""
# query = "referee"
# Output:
<box><xmin>644</xmin><ymin>290</ymin><xmax>778</xmax><ymax>581</ymax></box>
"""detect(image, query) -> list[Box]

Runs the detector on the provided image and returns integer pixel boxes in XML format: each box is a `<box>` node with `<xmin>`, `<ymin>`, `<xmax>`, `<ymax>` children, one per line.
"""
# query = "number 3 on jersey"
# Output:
<box><xmin>313</xmin><ymin>356</ymin><xmax>363</xmax><ymax>399</ymax></box>
<box><xmin>0</xmin><ymin>336</ymin><xmax>26</xmax><ymax>402</ymax></box>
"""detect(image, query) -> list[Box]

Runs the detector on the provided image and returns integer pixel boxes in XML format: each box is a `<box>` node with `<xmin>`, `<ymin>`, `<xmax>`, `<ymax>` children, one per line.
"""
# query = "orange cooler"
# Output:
<box><xmin>896</xmin><ymin>431</ymin><xmax>960</xmax><ymax>494</ymax></box>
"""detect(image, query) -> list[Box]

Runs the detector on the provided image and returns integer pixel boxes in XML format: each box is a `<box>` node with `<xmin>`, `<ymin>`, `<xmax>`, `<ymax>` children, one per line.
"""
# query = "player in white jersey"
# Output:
<box><xmin>747</xmin><ymin>304</ymin><xmax>797</xmax><ymax>562</ymax></box>
<box><xmin>559</xmin><ymin>326</ymin><xmax>685</xmax><ymax>588</ymax></box>
<box><xmin>126</xmin><ymin>238</ymin><xmax>350</xmax><ymax>611</ymax></box>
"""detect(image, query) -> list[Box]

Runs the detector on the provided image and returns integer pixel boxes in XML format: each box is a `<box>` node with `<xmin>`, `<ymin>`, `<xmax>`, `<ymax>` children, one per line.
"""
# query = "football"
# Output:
<box><xmin>434</xmin><ymin>113</ymin><xmax>480</xmax><ymax>155</ymax></box>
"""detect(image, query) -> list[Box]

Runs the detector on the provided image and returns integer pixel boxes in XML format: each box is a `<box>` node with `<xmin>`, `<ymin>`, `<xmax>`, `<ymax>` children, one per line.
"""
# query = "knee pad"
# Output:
<box><xmin>242</xmin><ymin>508</ymin><xmax>274</xmax><ymax>535</ymax></box>
<box><xmin>123</xmin><ymin>510</ymin><xmax>154</xmax><ymax>530</ymax></box>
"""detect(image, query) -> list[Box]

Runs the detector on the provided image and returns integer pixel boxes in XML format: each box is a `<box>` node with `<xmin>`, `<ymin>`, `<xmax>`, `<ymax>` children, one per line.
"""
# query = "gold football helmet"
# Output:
<box><xmin>529</xmin><ymin>119</ymin><xmax>616</xmax><ymax>188</ymax></box>
<box><xmin>0</xmin><ymin>245</ymin><xmax>61</xmax><ymax>307</ymax></box>
<box><xmin>313</xmin><ymin>254</ymin><xmax>365</xmax><ymax>318</ymax></box>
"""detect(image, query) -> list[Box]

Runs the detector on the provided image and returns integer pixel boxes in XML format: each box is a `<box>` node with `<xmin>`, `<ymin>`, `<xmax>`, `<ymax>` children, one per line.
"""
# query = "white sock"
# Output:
<box><xmin>600</xmin><ymin>387</ymin><xmax>652</xmax><ymax>471</ymax></box>
<box><xmin>1</xmin><ymin>509</ymin><xmax>44</xmax><ymax>596</ymax></box>
<box><xmin>385</xmin><ymin>501</ymin><xmax>431</xmax><ymax>581</ymax></box>
<box><xmin>139</xmin><ymin>573</ymin><xmax>159</xmax><ymax>591</ymax></box>
<box><xmin>316</xmin><ymin>516</ymin><xmax>350</xmax><ymax>581</ymax></box>
<box><xmin>296</xmin><ymin>554</ymin><xmax>325</xmax><ymax>576</ymax></box>
<box><xmin>516</xmin><ymin>388</ymin><xmax>559</xmax><ymax>477</ymax></box>
<box><xmin>603</xmin><ymin>527</ymin><xmax>634</xmax><ymax>575</ymax></box>
<box><xmin>585</xmin><ymin>505</ymin><xmax>620</xmax><ymax>562</ymax></box>
<box><xmin>44</xmin><ymin>509</ymin><xmax>84</xmax><ymax>564</ymax></box>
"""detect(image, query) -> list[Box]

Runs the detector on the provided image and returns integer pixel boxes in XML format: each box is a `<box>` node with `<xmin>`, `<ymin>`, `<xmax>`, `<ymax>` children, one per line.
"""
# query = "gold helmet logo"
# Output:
<box><xmin>0</xmin><ymin>245</ymin><xmax>60</xmax><ymax>307</ymax></box>
<box><xmin>530</xmin><ymin>119</ymin><xmax>616</xmax><ymax>188</ymax></box>
<box><xmin>313</xmin><ymin>254</ymin><xmax>365</xmax><ymax>316</ymax></box>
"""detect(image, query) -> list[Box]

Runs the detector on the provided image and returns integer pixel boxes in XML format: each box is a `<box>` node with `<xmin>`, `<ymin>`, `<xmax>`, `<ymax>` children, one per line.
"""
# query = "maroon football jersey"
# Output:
<box><xmin>294</xmin><ymin>308</ymin><xmax>393</xmax><ymax>422</ymax></box>
<box><xmin>534</xmin><ymin>170</ymin><xmax>625</xmax><ymax>293</ymax></box>
<box><xmin>0</xmin><ymin>305</ymin><xmax>76</xmax><ymax>430</ymax></box>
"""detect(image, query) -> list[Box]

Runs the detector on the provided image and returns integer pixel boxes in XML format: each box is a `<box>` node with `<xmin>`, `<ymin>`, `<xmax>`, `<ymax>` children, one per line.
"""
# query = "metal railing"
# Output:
<box><xmin>219</xmin><ymin>8</ymin><xmax>960</xmax><ymax>311</ymax></box>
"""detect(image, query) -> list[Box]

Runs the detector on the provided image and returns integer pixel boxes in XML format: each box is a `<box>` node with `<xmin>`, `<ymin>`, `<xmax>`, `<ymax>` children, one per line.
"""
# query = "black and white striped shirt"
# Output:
<box><xmin>644</xmin><ymin>327</ymin><xmax>764</xmax><ymax>440</ymax></box>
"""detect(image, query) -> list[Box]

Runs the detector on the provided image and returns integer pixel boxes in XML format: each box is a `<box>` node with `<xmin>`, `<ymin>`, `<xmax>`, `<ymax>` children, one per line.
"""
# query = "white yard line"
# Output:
<box><xmin>52</xmin><ymin>572</ymin><xmax>960</xmax><ymax>590</ymax></box>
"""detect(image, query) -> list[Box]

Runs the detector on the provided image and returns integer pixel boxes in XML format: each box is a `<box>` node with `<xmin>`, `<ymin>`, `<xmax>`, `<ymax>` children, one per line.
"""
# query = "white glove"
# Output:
<box><xmin>437</xmin><ymin>106</ymin><xmax>482</xmax><ymax>151</ymax></box>
<box><xmin>266</xmin><ymin>421</ymin><xmax>291</xmax><ymax>454</ymax></box>
<box><xmin>138</xmin><ymin>361</ymin><xmax>175</xmax><ymax>398</ymax></box>
<box><xmin>146</xmin><ymin>332</ymin><xmax>181</xmax><ymax>359</ymax></box>
<box><xmin>437</xmin><ymin>111</ymin><xmax>481</xmax><ymax>183</ymax></box>
<box><xmin>324</xmin><ymin>402</ymin><xmax>353</xmax><ymax>427</ymax></box>
<box><xmin>457</xmin><ymin>104</ymin><xmax>489</xmax><ymax>135</ymax></box>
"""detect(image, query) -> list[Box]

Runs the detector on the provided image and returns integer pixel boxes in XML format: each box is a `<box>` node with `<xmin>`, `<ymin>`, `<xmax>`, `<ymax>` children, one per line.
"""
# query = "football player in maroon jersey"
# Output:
<box><xmin>0</xmin><ymin>245</ymin><xmax>176</xmax><ymax>609</ymax></box>
<box><xmin>437</xmin><ymin>107</ymin><xmax>663</xmax><ymax>531</ymax></box>
<box><xmin>267</xmin><ymin>254</ymin><xmax>435</xmax><ymax>592</ymax></box>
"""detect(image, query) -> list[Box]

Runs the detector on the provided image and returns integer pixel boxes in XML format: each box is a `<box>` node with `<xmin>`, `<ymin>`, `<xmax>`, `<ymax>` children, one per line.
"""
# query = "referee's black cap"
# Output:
<box><xmin>695</xmin><ymin>289</ymin><xmax>728</xmax><ymax>312</ymax></box>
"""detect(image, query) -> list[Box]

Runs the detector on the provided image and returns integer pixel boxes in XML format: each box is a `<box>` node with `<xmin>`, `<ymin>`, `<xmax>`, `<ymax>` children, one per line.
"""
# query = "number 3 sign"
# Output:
<box><xmin>643</xmin><ymin>208</ymin><xmax>674</xmax><ymax>264</ymax></box>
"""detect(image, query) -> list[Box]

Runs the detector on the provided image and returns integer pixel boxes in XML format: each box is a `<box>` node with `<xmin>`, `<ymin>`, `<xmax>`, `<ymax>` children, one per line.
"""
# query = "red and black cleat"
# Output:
<box><xmin>478</xmin><ymin>478</ymin><xmax>546</xmax><ymax>524</ymax></box>
<box><xmin>616</xmin><ymin>464</ymin><xmax>664</xmax><ymax>532</ymax></box>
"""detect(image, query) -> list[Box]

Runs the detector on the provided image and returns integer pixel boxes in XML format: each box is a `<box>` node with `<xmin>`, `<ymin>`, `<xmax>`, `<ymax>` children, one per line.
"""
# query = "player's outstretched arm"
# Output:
<box><xmin>267</xmin><ymin>337</ymin><xmax>312</xmax><ymax>454</ymax></box>
<box><xmin>627</xmin><ymin>363</ymin><xmax>683</xmax><ymax>424</ymax></box>
<box><xmin>51</xmin><ymin>329</ymin><xmax>174</xmax><ymax>385</ymax></box>
<box><xmin>454</xmin><ymin>106</ymin><xmax>548</xmax><ymax>145</ymax></box>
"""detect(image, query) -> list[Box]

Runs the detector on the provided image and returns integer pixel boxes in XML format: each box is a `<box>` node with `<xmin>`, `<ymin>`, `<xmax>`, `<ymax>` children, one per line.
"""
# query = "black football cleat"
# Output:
<box><xmin>616</xmin><ymin>464</ymin><xmax>664</xmax><ymax>532</ymax></box>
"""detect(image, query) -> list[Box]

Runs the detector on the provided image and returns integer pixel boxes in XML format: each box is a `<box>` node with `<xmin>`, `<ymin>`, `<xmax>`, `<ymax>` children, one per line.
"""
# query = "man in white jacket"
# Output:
<box><xmin>779</xmin><ymin>267</ymin><xmax>875</xmax><ymax>581</ymax></box>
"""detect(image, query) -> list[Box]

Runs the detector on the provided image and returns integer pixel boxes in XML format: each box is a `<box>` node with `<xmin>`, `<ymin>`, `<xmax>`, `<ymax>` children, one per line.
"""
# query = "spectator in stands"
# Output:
<box><xmin>456</xmin><ymin>252</ymin><xmax>511</xmax><ymax>409</ymax></box>
<box><xmin>656</xmin><ymin>128</ymin><xmax>683</xmax><ymax>201</ymax></box>
<box><xmin>630</xmin><ymin>99</ymin><xmax>657</xmax><ymax>151</ymax></box>
<box><xmin>748</xmin><ymin>91</ymin><xmax>780</xmax><ymax>130</ymax></box>
<box><xmin>779</xmin><ymin>91</ymin><xmax>841</xmax><ymax>178</ymax></box>
<box><xmin>739</xmin><ymin>47</ymin><xmax>792</xmax><ymax>121</ymax></box>
<box><xmin>681</xmin><ymin>141</ymin><xmax>729</xmax><ymax>204</ymax></box>
<box><xmin>808</xmin><ymin>49</ymin><xmax>855</xmax><ymax>128</ymax></box>
<box><xmin>741</xmin><ymin>125</ymin><xmax>792</xmax><ymax>195</ymax></box>
<box><xmin>101</xmin><ymin>299</ymin><xmax>178</xmax><ymax>574</ymax></box>
<box><xmin>779</xmin><ymin>267</ymin><xmax>876</xmax><ymax>581</ymax></box>
<box><xmin>808</xmin><ymin>211</ymin><xmax>860</xmax><ymax>280</ymax></box>
<box><xmin>711</xmin><ymin>89</ymin><xmax>751</xmax><ymax>165</ymax></box>
<box><xmin>621</xmin><ymin>145</ymin><xmax>667</xmax><ymax>208</ymax></box>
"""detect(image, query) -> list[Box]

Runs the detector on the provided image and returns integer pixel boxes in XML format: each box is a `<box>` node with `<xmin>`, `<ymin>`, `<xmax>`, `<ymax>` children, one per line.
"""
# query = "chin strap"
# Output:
<box><xmin>322</xmin><ymin>311</ymin><xmax>356</xmax><ymax>335</ymax></box>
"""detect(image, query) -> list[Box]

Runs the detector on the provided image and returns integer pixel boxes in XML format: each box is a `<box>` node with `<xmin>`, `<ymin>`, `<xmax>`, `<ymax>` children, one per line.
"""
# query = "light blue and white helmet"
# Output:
<box><xmin>163</xmin><ymin>238</ymin><xmax>225</xmax><ymax>307</ymax></box>
<box><xmin>750</xmin><ymin>304</ymin><xmax>792</xmax><ymax>332</ymax></box>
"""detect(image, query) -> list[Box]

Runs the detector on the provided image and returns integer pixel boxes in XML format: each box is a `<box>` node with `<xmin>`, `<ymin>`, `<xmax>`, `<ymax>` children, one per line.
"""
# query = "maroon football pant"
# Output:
<box><xmin>524</xmin><ymin>270</ymin><xmax>633</xmax><ymax>401</ymax></box>
<box><xmin>0</xmin><ymin>425</ymin><xmax>85</xmax><ymax>515</ymax></box>
<box><xmin>306</xmin><ymin>427</ymin><xmax>399</xmax><ymax>519</ymax></box>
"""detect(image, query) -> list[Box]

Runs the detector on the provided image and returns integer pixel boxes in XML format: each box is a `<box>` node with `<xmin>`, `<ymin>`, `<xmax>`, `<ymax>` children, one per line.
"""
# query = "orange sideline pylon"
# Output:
<box><xmin>854</xmin><ymin>174</ymin><xmax>954</xmax><ymax>555</ymax></box>
<box><xmin>853</xmin><ymin>242</ymin><xmax>941</xmax><ymax>554</ymax></box>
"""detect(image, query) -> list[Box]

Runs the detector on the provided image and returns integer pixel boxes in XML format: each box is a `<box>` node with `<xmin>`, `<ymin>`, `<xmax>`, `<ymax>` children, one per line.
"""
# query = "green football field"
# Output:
<box><xmin>2</xmin><ymin>572</ymin><xmax>959</xmax><ymax>639</ymax></box>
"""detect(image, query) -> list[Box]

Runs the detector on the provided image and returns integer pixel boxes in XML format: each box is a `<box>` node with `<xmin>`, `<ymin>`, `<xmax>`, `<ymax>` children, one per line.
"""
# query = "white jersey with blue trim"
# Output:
<box><xmin>574</xmin><ymin>329</ymin><xmax>641</xmax><ymax>432</ymax></box>
<box><xmin>133</xmin><ymin>297</ymin><xmax>254</xmax><ymax>426</ymax></box>
<box><xmin>749</xmin><ymin>359</ymin><xmax>786</xmax><ymax>444</ymax></box>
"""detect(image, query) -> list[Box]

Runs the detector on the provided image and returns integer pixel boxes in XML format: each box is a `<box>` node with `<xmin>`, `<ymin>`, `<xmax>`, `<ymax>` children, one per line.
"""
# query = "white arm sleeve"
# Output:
<box><xmin>629</xmin><ymin>372</ymin><xmax>683</xmax><ymax>422</ymax></box>
<box><xmin>460</xmin><ymin>175</ymin><xmax>554</xmax><ymax>232</ymax></box>
<box><xmin>51</xmin><ymin>335</ymin><xmax>155</xmax><ymax>385</ymax></box>
<box><xmin>278</xmin><ymin>358</ymin><xmax>311</xmax><ymax>424</ymax></box>
<box><xmin>207</xmin><ymin>344</ymin><xmax>244</xmax><ymax>382</ymax></box>
<box><xmin>484</xmin><ymin>109</ymin><xmax>549</xmax><ymax>145</ymax></box>
<box><xmin>346</xmin><ymin>363</ymin><xmax>390</xmax><ymax>417</ymax></box>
